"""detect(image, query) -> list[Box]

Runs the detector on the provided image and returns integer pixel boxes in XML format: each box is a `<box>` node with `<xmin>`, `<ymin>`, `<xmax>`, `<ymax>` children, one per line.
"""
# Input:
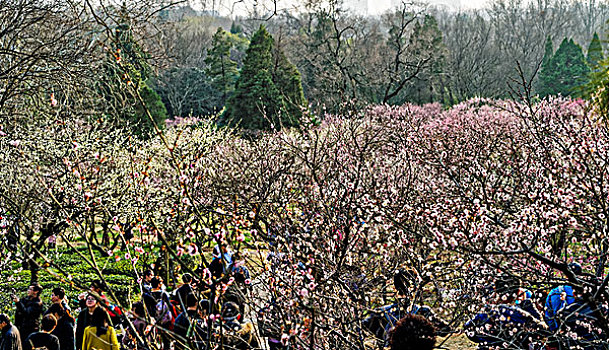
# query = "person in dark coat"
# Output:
<box><xmin>171</xmin><ymin>274</ymin><xmax>193</xmax><ymax>311</ymax></box>
<box><xmin>142</xmin><ymin>270</ymin><xmax>154</xmax><ymax>295</ymax></box>
<box><xmin>209</xmin><ymin>243</ymin><xmax>232</xmax><ymax>280</ymax></box>
<box><xmin>464</xmin><ymin>277</ymin><xmax>546</xmax><ymax>349</ymax></box>
<box><xmin>13</xmin><ymin>284</ymin><xmax>44</xmax><ymax>344</ymax></box>
<box><xmin>149</xmin><ymin>278</ymin><xmax>173</xmax><ymax>350</ymax></box>
<box><xmin>24</xmin><ymin>315</ymin><xmax>59</xmax><ymax>350</ymax></box>
<box><xmin>75</xmin><ymin>293</ymin><xmax>99</xmax><ymax>350</ymax></box>
<box><xmin>0</xmin><ymin>314</ymin><xmax>22</xmax><ymax>350</ymax></box>
<box><xmin>47</xmin><ymin>303</ymin><xmax>76</xmax><ymax>350</ymax></box>
<box><xmin>48</xmin><ymin>287</ymin><xmax>71</xmax><ymax>315</ymax></box>
<box><xmin>173</xmin><ymin>295</ymin><xmax>207</xmax><ymax>350</ymax></box>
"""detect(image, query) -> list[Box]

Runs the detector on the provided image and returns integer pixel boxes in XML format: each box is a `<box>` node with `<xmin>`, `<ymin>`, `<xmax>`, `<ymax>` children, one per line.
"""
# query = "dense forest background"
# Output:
<box><xmin>148</xmin><ymin>0</ymin><xmax>609</xmax><ymax>119</ymax></box>
<box><xmin>4</xmin><ymin>0</ymin><xmax>608</xmax><ymax>134</ymax></box>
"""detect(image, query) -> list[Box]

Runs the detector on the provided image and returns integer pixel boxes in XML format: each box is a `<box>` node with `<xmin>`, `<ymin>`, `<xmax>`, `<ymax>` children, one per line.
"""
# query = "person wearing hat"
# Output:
<box><xmin>221</xmin><ymin>301</ymin><xmax>241</xmax><ymax>331</ymax></box>
<box><xmin>222</xmin><ymin>301</ymin><xmax>260</xmax><ymax>350</ymax></box>
<box><xmin>13</xmin><ymin>284</ymin><xmax>44</xmax><ymax>344</ymax></box>
<box><xmin>0</xmin><ymin>313</ymin><xmax>22</xmax><ymax>350</ymax></box>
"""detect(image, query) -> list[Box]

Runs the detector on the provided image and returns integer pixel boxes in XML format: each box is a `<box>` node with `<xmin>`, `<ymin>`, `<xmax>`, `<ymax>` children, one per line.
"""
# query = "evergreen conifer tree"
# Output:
<box><xmin>223</xmin><ymin>25</ymin><xmax>306</xmax><ymax>130</ymax></box>
<box><xmin>99</xmin><ymin>8</ymin><xmax>167</xmax><ymax>137</ymax></box>
<box><xmin>205</xmin><ymin>27</ymin><xmax>239</xmax><ymax>105</ymax></box>
<box><xmin>538</xmin><ymin>38</ymin><xmax>590</xmax><ymax>97</ymax></box>
<box><xmin>587</xmin><ymin>37</ymin><xmax>609</xmax><ymax>118</ymax></box>
<box><xmin>406</xmin><ymin>15</ymin><xmax>446</xmax><ymax>104</ymax></box>
<box><xmin>587</xmin><ymin>32</ymin><xmax>604</xmax><ymax>69</ymax></box>
<box><xmin>542</xmin><ymin>36</ymin><xmax>554</xmax><ymax>68</ymax></box>
<box><xmin>272</xmin><ymin>43</ymin><xmax>307</xmax><ymax>120</ymax></box>
<box><xmin>134</xmin><ymin>83</ymin><xmax>168</xmax><ymax>134</ymax></box>
<box><xmin>230</xmin><ymin>21</ymin><xmax>243</xmax><ymax>35</ymax></box>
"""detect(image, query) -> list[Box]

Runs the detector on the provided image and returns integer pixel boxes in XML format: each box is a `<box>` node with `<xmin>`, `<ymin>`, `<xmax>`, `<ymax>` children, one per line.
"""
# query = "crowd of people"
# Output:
<box><xmin>0</xmin><ymin>243</ymin><xmax>256</xmax><ymax>350</ymax></box>
<box><xmin>462</xmin><ymin>265</ymin><xmax>609</xmax><ymax>350</ymax></box>
<box><xmin>4</xmin><ymin>243</ymin><xmax>607</xmax><ymax>350</ymax></box>
<box><xmin>0</xmin><ymin>285</ymin><xmax>73</xmax><ymax>350</ymax></box>
<box><xmin>0</xmin><ymin>242</ymin><xmax>445</xmax><ymax>350</ymax></box>
<box><xmin>359</xmin><ymin>265</ymin><xmax>609</xmax><ymax>350</ymax></box>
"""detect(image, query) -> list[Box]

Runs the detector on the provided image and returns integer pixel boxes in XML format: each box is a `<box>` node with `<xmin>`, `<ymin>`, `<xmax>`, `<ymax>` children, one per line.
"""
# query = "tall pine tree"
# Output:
<box><xmin>587</xmin><ymin>32</ymin><xmax>604</xmax><ymax>69</ymax></box>
<box><xmin>205</xmin><ymin>27</ymin><xmax>239</xmax><ymax>105</ymax></box>
<box><xmin>587</xmin><ymin>35</ymin><xmax>609</xmax><ymax>118</ymax></box>
<box><xmin>223</xmin><ymin>25</ymin><xmax>306</xmax><ymax>130</ymax></box>
<box><xmin>538</xmin><ymin>38</ymin><xmax>590</xmax><ymax>97</ymax></box>
<box><xmin>272</xmin><ymin>38</ymin><xmax>307</xmax><ymax>121</ymax></box>
<box><xmin>99</xmin><ymin>8</ymin><xmax>167</xmax><ymax>137</ymax></box>
<box><xmin>406</xmin><ymin>15</ymin><xmax>446</xmax><ymax>104</ymax></box>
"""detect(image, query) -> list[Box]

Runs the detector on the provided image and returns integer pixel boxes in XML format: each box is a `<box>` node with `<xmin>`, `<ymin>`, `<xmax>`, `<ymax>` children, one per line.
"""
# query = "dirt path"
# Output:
<box><xmin>438</xmin><ymin>334</ymin><xmax>477</xmax><ymax>349</ymax></box>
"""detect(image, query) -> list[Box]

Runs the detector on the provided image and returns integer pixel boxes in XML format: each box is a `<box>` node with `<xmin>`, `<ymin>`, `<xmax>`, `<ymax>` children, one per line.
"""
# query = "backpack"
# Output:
<box><xmin>544</xmin><ymin>285</ymin><xmax>575</xmax><ymax>331</ymax></box>
<box><xmin>28</xmin><ymin>340</ymin><xmax>49</xmax><ymax>350</ymax></box>
<box><xmin>156</xmin><ymin>298</ymin><xmax>175</xmax><ymax>329</ymax></box>
<box><xmin>107</xmin><ymin>304</ymin><xmax>124</xmax><ymax>327</ymax></box>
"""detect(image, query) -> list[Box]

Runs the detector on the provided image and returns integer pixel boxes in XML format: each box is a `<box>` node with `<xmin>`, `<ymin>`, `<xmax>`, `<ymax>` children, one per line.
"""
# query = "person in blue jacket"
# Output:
<box><xmin>464</xmin><ymin>276</ymin><xmax>546</xmax><ymax>349</ymax></box>
<box><xmin>544</xmin><ymin>285</ymin><xmax>576</xmax><ymax>332</ymax></box>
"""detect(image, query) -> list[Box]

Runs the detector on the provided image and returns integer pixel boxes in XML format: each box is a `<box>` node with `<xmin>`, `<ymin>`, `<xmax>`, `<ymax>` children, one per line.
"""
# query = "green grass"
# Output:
<box><xmin>0</xmin><ymin>246</ymin><xmax>144</xmax><ymax>315</ymax></box>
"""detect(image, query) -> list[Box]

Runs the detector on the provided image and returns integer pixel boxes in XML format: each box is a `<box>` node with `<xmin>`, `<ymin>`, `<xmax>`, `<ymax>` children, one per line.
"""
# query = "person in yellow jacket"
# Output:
<box><xmin>81</xmin><ymin>308</ymin><xmax>119</xmax><ymax>350</ymax></box>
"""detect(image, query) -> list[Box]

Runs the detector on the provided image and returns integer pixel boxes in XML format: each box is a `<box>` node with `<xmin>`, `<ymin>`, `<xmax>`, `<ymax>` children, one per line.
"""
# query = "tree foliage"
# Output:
<box><xmin>8</xmin><ymin>1</ymin><xmax>609</xmax><ymax>349</ymax></box>
<box><xmin>7</xmin><ymin>96</ymin><xmax>609</xmax><ymax>348</ymax></box>
<box><xmin>205</xmin><ymin>27</ymin><xmax>239</xmax><ymax>105</ymax></box>
<box><xmin>401</xmin><ymin>15</ymin><xmax>447</xmax><ymax>104</ymax></box>
<box><xmin>538</xmin><ymin>38</ymin><xmax>590</xmax><ymax>97</ymax></box>
<box><xmin>587</xmin><ymin>32</ymin><xmax>604</xmax><ymax>69</ymax></box>
<box><xmin>223</xmin><ymin>25</ymin><xmax>306</xmax><ymax>130</ymax></box>
<box><xmin>99</xmin><ymin>14</ymin><xmax>167</xmax><ymax>137</ymax></box>
<box><xmin>542</xmin><ymin>36</ymin><xmax>554</xmax><ymax>68</ymax></box>
<box><xmin>271</xmin><ymin>37</ymin><xmax>307</xmax><ymax>121</ymax></box>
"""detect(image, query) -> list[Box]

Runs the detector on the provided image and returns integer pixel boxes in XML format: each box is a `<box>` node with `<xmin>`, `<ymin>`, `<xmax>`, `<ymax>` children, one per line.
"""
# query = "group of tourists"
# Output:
<box><xmin>1</xmin><ymin>285</ymin><xmax>76</xmax><ymax>350</ymax></box>
<box><xmin>359</xmin><ymin>265</ymin><xmax>609</xmax><ymax>350</ymax></box>
<box><xmin>0</xmin><ymin>243</ymin><xmax>255</xmax><ymax>350</ymax></box>
<box><xmin>463</xmin><ymin>265</ymin><xmax>609</xmax><ymax>350</ymax></box>
<box><xmin>5</xmin><ymin>243</ymin><xmax>607</xmax><ymax>350</ymax></box>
